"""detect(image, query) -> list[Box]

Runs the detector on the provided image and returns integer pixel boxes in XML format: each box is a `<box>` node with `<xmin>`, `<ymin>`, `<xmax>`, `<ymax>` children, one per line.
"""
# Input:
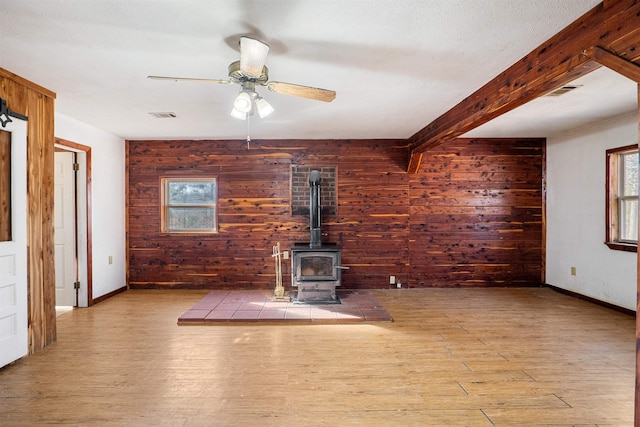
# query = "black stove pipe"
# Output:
<box><xmin>309</xmin><ymin>170</ymin><xmax>322</xmax><ymax>248</ymax></box>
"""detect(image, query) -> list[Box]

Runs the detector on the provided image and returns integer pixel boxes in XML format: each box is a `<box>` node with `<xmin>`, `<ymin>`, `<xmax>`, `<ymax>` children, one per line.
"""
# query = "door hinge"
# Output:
<box><xmin>73</xmin><ymin>163</ymin><xmax>80</xmax><ymax>171</ymax></box>
<box><xmin>74</xmin><ymin>281</ymin><xmax>81</xmax><ymax>290</ymax></box>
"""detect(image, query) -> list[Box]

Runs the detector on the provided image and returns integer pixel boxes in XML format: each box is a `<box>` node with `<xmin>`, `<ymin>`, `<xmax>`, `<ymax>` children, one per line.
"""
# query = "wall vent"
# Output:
<box><xmin>546</xmin><ymin>85</ymin><xmax>583</xmax><ymax>97</ymax></box>
<box><xmin>149</xmin><ymin>112</ymin><xmax>177</xmax><ymax>118</ymax></box>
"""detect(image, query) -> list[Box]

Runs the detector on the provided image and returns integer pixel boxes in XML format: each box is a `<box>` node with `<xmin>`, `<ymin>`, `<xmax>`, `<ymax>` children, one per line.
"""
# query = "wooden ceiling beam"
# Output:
<box><xmin>407</xmin><ymin>0</ymin><xmax>640</xmax><ymax>173</ymax></box>
<box><xmin>583</xmin><ymin>46</ymin><xmax>640</xmax><ymax>83</ymax></box>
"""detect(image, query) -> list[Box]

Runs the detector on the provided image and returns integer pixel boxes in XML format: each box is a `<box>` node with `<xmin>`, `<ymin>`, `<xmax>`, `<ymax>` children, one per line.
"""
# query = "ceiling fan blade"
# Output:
<box><xmin>147</xmin><ymin>75</ymin><xmax>231</xmax><ymax>84</ymax></box>
<box><xmin>240</xmin><ymin>37</ymin><xmax>270</xmax><ymax>78</ymax></box>
<box><xmin>266</xmin><ymin>82</ymin><xmax>336</xmax><ymax>102</ymax></box>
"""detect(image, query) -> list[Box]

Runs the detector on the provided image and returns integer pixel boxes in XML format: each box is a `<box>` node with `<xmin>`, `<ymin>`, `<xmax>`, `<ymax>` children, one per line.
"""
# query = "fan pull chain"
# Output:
<box><xmin>246</xmin><ymin>113</ymin><xmax>251</xmax><ymax>149</ymax></box>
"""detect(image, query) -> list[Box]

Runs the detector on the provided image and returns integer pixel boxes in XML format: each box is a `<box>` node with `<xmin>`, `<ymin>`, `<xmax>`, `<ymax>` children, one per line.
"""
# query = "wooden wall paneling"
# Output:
<box><xmin>0</xmin><ymin>130</ymin><xmax>10</xmax><ymax>241</ymax></box>
<box><xmin>28</xmin><ymin>91</ymin><xmax>56</xmax><ymax>348</ymax></box>
<box><xmin>42</xmin><ymin>95</ymin><xmax>55</xmax><ymax>342</ymax></box>
<box><xmin>29</xmin><ymin>92</ymin><xmax>45</xmax><ymax>348</ymax></box>
<box><xmin>0</xmin><ymin>69</ymin><xmax>56</xmax><ymax>353</ymax></box>
<box><xmin>127</xmin><ymin>139</ymin><xmax>411</xmax><ymax>290</ymax></box>
<box><xmin>409</xmin><ymin>138</ymin><xmax>544</xmax><ymax>288</ymax></box>
<box><xmin>0</xmin><ymin>70</ymin><xmax>56</xmax><ymax>352</ymax></box>
<box><xmin>127</xmin><ymin>137</ymin><xmax>542</xmax><ymax>291</ymax></box>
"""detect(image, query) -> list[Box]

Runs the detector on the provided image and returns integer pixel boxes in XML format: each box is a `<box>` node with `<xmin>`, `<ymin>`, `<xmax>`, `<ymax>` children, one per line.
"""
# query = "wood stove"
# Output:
<box><xmin>292</xmin><ymin>244</ymin><xmax>342</xmax><ymax>302</ymax></box>
<box><xmin>292</xmin><ymin>170</ymin><xmax>343</xmax><ymax>303</ymax></box>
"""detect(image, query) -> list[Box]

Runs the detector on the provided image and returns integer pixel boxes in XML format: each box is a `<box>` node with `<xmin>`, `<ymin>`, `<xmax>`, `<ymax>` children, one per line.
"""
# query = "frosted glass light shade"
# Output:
<box><xmin>240</xmin><ymin>37</ymin><xmax>269</xmax><ymax>78</ymax></box>
<box><xmin>255</xmin><ymin>97</ymin><xmax>274</xmax><ymax>118</ymax></box>
<box><xmin>230</xmin><ymin>107</ymin><xmax>247</xmax><ymax>120</ymax></box>
<box><xmin>233</xmin><ymin>91</ymin><xmax>253</xmax><ymax>113</ymax></box>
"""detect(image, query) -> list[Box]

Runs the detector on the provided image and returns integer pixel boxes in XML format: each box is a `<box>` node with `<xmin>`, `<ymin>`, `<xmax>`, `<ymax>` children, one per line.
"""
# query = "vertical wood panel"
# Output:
<box><xmin>0</xmin><ymin>68</ymin><xmax>56</xmax><ymax>353</ymax></box>
<box><xmin>0</xmin><ymin>131</ymin><xmax>10</xmax><ymax>241</ymax></box>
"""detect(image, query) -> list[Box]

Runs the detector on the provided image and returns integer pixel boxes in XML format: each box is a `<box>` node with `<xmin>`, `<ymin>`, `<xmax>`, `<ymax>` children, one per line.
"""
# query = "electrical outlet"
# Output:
<box><xmin>108</xmin><ymin>256</ymin><xmax>113</xmax><ymax>265</ymax></box>
<box><xmin>570</xmin><ymin>266</ymin><xmax>576</xmax><ymax>276</ymax></box>
<box><xmin>390</xmin><ymin>276</ymin><xmax>396</xmax><ymax>285</ymax></box>
<box><xmin>396</xmin><ymin>282</ymin><xmax>401</xmax><ymax>289</ymax></box>
<box><xmin>283</xmin><ymin>251</ymin><xmax>289</xmax><ymax>260</ymax></box>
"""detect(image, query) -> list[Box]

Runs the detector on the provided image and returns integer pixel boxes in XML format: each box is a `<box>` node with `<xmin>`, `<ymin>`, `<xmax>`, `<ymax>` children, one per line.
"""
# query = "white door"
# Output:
<box><xmin>54</xmin><ymin>151</ymin><xmax>77</xmax><ymax>306</ymax></box>
<box><xmin>0</xmin><ymin>119</ymin><xmax>28</xmax><ymax>368</ymax></box>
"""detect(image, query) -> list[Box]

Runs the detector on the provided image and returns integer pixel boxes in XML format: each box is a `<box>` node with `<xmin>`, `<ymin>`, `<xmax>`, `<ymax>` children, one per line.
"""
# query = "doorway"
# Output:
<box><xmin>54</xmin><ymin>150</ymin><xmax>77</xmax><ymax>307</ymax></box>
<box><xmin>54</xmin><ymin>138</ymin><xmax>92</xmax><ymax>308</ymax></box>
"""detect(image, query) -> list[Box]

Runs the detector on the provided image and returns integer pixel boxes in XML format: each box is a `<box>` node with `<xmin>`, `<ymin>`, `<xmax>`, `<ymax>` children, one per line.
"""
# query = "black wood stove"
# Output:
<box><xmin>291</xmin><ymin>170</ymin><xmax>343</xmax><ymax>303</ymax></box>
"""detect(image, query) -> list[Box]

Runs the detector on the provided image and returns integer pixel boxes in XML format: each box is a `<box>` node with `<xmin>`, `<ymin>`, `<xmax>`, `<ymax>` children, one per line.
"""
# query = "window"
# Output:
<box><xmin>161</xmin><ymin>177</ymin><xmax>217</xmax><ymax>233</ymax></box>
<box><xmin>606</xmin><ymin>145</ymin><xmax>638</xmax><ymax>251</ymax></box>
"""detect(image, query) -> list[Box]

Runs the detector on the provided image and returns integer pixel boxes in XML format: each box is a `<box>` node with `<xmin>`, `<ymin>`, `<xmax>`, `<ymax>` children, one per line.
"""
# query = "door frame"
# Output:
<box><xmin>54</xmin><ymin>138</ymin><xmax>94</xmax><ymax>307</ymax></box>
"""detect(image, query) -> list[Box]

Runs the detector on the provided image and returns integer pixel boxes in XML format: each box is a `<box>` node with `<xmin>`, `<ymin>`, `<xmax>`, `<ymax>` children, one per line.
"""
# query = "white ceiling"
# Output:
<box><xmin>464</xmin><ymin>66</ymin><xmax>638</xmax><ymax>138</ymax></box>
<box><xmin>2</xmin><ymin>0</ymin><xmax>633</xmax><ymax>142</ymax></box>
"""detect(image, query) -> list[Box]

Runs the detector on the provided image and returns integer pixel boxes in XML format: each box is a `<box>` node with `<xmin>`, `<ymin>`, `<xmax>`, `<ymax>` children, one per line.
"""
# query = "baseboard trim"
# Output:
<box><xmin>91</xmin><ymin>285</ymin><xmax>127</xmax><ymax>306</ymax></box>
<box><xmin>545</xmin><ymin>284</ymin><xmax>635</xmax><ymax>317</ymax></box>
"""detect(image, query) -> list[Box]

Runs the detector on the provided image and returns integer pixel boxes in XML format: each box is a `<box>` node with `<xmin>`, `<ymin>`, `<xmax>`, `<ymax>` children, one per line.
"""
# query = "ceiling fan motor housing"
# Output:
<box><xmin>228</xmin><ymin>61</ymin><xmax>269</xmax><ymax>85</ymax></box>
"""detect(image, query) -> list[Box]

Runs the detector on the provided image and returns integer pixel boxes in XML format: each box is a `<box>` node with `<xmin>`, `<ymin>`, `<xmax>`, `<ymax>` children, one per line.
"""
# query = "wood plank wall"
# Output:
<box><xmin>0</xmin><ymin>68</ymin><xmax>56</xmax><ymax>352</ymax></box>
<box><xmin>409</xmin><ymin>138</ymin><xmax>544</xmax><ymax>287</ymax></box>
<box><xmin>0</xmin><ymin>131</ymin><xmax>10</xmax><ymax>241</ymax></box>
<box><xmin>127</xmin><ymin>139</ymin><xmax>410</xmax><ymax>289</ymax></box>
<box><xmin>127</xmin><ymin>137</ymin><xmax>543</xmax><ymax>289</ymax></box>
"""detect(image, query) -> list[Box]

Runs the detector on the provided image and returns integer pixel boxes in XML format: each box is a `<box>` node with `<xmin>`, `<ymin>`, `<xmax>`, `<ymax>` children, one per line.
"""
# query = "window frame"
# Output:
<box><xmin>605</xmin><ymin>144</ymin><xmax>638</xmax><ymax>252</ymax></box>
<box><xmin>160</xmin><ymin>177</ymin><xmax>218</xmax><ymax>234</ymax></box>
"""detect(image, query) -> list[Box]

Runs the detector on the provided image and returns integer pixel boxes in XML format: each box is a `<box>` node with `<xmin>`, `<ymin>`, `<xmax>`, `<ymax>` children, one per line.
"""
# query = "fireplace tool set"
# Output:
<box><xmin>271</xmin><ymin>242</ymin><xmax>290</xmax><ymax>302</ymax></box>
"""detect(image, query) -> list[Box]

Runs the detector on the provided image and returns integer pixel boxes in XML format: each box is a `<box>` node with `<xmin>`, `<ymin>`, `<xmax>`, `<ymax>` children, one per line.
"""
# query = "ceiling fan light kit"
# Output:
<box><xmin>229</xmin><ymin>94</ymin><xmax>274</xmax><ymax>120</ymax></box>
<box><xmin>149</xmin><ymin>36</ymin><xmax>336</xmax><ymax>128</ymax></box>
<box><xmin>230</xmin><ymin>80</ymin><xmax>275</xmax><ymax>120</ymax></box>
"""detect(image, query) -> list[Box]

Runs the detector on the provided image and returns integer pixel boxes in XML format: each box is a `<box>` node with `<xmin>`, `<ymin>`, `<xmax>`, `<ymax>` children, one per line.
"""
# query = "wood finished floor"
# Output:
<box><xmin>0</xmin><ymin>288</ymin><xmax>634</xmax><ymax>426</ymax></box>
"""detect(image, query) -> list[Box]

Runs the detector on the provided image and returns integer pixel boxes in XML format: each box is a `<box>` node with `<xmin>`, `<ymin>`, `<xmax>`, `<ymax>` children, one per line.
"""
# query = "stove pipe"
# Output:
<box><xmin>309</xmin><ymin>170</ymin><xmax>322</xmax><ymax>248</ymax></box>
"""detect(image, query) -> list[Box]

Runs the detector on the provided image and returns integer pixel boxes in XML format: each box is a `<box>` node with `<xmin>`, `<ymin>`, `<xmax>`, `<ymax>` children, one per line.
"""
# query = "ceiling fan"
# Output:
<box><xmin>148</xmin><ymin>37</ymin><xmax>336</xmax><ymax>120</ymax></box>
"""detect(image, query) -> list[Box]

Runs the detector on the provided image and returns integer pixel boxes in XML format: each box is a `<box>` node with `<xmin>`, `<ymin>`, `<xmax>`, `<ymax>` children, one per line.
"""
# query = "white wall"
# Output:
<box><xmin>55</xmin><ymin>113</ymin><xmax>126</xmax><ymax>301</ymax></box>
<box><xmin>546</xmin><ymin>111</ymin><xmax>637</xmax><ymax>311</ymax></box>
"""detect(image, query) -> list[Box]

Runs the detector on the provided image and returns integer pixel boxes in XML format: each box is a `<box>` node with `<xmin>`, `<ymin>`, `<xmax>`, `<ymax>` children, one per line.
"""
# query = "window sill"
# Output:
<box><xmin>604</xmin><ymin>241</ymin><xmax>638</xmax><ymax>253</ymax></box>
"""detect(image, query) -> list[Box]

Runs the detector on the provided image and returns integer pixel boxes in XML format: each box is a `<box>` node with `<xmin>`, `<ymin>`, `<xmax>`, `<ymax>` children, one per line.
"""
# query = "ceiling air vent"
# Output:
<box><xmin>149</xmin><ymin>112</ymin><xmax>177</xmax><ymax>118</ymax></box>
<box><xmin>546</xmin><ymin>85</ymin><xmax>583</xmax><ymax>97</ymax></box>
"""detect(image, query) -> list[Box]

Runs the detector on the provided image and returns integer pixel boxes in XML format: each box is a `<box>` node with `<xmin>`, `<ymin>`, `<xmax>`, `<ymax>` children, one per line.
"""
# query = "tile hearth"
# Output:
<box><xmin>178</xmin><ymin>289</ymin><xmax>393</xmax><ymax>324</ymax></box>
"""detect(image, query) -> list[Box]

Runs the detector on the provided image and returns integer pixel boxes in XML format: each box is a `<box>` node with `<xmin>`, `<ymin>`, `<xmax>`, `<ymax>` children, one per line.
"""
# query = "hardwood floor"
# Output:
<box><xmin>0</xmin><ymin>288</ymin><xmax>634</xmax><ymax>426</ymax></box>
